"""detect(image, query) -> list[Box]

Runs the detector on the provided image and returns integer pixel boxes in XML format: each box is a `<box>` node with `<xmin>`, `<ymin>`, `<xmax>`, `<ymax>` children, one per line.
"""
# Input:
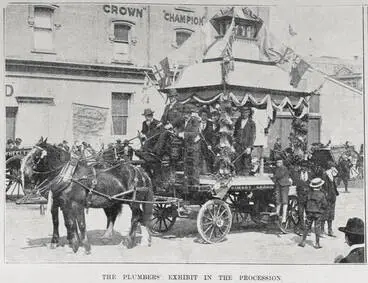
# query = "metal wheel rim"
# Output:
<box><xmin>197</xmin><ymin>199</ymin><xmax>232</xmax><ymax>244</ymax></box>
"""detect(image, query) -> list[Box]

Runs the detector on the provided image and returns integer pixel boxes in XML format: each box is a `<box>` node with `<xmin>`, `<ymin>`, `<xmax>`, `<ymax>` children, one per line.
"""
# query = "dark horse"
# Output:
<box><xmin>21</xmin><ymin>138</ymin><xmax>153</xmax><ymax>254</ymax></box>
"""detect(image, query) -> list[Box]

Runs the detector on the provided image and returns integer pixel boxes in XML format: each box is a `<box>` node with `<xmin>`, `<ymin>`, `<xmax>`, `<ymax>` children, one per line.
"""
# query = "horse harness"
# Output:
<box><xmin>35</xmin><ymin>156</ymin><xmax>153</xmax><ymax>205</ymax></box>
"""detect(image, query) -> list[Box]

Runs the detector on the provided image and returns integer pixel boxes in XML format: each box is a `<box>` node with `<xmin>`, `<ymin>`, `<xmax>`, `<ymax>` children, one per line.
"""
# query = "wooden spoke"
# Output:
<box><xmin>197</xmin><ymin>199</ymin><xmax>232</xmax><ymax>244</ymax></box>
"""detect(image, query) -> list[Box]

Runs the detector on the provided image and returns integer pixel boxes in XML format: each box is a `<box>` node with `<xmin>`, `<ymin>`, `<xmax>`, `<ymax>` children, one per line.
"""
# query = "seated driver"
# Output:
<box><xmin>140</xmin><ymin>108</ymin><xmax>160</xmax><ymax>152</ymax></box>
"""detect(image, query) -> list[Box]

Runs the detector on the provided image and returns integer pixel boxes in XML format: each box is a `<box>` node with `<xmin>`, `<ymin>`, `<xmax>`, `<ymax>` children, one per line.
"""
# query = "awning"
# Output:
<box><xmin>167</xmin><ymin>60</ymin><xmax>310</xmax><ymax>95</ymax></box>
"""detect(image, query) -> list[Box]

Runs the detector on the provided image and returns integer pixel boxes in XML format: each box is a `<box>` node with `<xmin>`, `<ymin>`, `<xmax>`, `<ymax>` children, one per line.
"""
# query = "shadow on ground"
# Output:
<box><xmin>24</xmin><ymin>229</ymin><xmax>125</xmax><ymax>249</ymax></box>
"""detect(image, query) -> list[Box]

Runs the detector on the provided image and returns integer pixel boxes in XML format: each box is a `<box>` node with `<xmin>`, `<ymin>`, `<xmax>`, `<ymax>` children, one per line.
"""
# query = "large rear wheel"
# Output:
<box><xmin>197</xmin><ymin>199</ymin><xmax>232</xmax><ymax>244</ymax></box>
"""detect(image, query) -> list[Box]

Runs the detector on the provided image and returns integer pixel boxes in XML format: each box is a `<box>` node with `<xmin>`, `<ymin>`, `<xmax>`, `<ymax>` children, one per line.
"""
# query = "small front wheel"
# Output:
<box><xmin>197</xmin><ymin>199</ymin><xmax>232</xmax><ymax>244</ymax></box>
<box><xmin>150</xmin><ymin>202</ymin><xmax>177</xmax><ymax>234</ymax></box>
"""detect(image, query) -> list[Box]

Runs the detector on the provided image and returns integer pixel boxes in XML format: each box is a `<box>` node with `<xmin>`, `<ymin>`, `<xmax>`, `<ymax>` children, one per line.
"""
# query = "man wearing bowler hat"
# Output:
<box><xmin>334</xmin><ymin>218</ymin><xmax>365</xmax><ymax>263</ymax></box>
<box><xmin>234</xmin><ymin>106</ymin><xmax>256</xmax><ymax>175</ymax></box>
<box><xmin>140</xmin><ymin>108</ymin><xmax>160</xmax><ymax>152</ymax></box>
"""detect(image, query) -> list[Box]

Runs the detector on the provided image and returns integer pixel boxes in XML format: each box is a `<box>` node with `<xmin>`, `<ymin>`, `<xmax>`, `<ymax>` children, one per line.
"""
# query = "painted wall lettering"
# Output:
<box><xmin>5</xmin><ymin>84</ymin><xmax>14</xmax><ymax>96</ymax></box>
<box><xmin>103</xmin><ymin>5</ymin><xmax>144</xmax><ymax>18</ymax></box>
<box><xmin>164</xmin><ymin>12</ymin><xmax>205</xmax><ymax>25</ymax></box>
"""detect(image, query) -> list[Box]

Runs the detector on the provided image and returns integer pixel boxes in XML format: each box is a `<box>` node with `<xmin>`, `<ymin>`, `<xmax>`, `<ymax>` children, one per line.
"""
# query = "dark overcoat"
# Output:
<box><xmin>234</xmin><ymin>117</ymin><xmax>256</xmax><ymax>150</ymax></box>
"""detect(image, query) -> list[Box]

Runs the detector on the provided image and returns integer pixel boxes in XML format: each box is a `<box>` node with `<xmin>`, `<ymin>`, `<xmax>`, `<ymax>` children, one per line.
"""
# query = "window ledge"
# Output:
<box><xmin>31</xmin><ymin>49</ymin><xmax>57</xmax><ymax>55</ymax></box>
<box><xmin>111</xmin><ymin>59</ymin><xmax>134</xmax><ymax>65</ymax></box>
<box><xmin>15</xmin><ymin>96</ymin><xmax>54</xmax><ymax>104</ymax></box>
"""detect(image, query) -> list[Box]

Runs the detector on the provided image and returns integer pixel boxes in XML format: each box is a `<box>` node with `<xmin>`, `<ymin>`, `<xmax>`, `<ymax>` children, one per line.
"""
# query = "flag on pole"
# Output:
<box><xmin>290</xmin><ymin>57</ymin><xmax>310</xmax><ymax>88</ymax></box>
<box><xmin>153</xmin><ymin>57</ymin><xmax>171</xmax><ymax>88</ymax></box>
<box><xmin>221</xmin><ymin>15</ymin><xmax>236</xmax><ymax>82</ymax></box>
<box><xmin>258</xmin><ymin>25</ymin><xmax>295</xmax><ymax>66</ymax></box>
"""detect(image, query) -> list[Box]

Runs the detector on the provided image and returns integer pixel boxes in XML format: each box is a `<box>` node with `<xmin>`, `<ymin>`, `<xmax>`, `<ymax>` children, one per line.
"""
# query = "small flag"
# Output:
<box><xmin>221</xmin><ymin>16</ymin><xmax>236</xmax><ymax>82</ymax></box>
<box><xmin>153</xmin><ymin>57</ymin><xmax>171</xmax><ymax>88</ymax></box>
<box><xmin>290</xmin><ymin>57</ymin><xmax>310</xmax><ymax>88</ymax></box>
<box><xmin>288</xmin><ymin>24</ymin><xmax>297</xmax><ymax>37</ymax></box>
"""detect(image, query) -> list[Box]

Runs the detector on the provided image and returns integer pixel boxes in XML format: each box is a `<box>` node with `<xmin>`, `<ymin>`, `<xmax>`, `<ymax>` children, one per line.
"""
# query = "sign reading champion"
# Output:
<box><xmin>164</xmin><ymin>10</ymin><xmax>205</xmax><ymax>25</ymax></box>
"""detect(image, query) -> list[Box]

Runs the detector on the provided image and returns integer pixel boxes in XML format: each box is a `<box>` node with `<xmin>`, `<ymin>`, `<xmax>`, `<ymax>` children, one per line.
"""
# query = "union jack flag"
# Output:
<box><xmin>153</xmin><ymin>57</ymin><xmax>171</xmax><ymax>88</ymax></box>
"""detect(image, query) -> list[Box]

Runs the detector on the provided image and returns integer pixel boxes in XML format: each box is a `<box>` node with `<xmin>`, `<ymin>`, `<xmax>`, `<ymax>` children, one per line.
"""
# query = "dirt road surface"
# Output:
<box><xmin>5</xmin><ymin>186</ymin><xmax>364</xmax><ymax>264</ymax></box>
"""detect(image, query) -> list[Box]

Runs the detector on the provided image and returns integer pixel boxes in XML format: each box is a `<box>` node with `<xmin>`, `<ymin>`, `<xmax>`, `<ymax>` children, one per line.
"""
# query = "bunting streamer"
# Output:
<box><xmin>176</xmin><ymin>91</ymin><xmax>309</xmax><ymax>120</ymax></box>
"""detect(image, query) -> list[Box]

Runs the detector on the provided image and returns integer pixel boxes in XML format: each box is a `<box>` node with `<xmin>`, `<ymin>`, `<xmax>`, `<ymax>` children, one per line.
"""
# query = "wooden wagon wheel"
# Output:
<box><xmin>150</xmin><ymin>202</ymin><xmax>178</xmax><ymax>234</ymax></box>
<box><xmin>278</xmin><ymin>196</ymin><xmax>300</xmax><ymax>234</ymax></box>
<box><xmin>5</xmin><ymin>156</ymin><xmax>24</xmax><ymax>200</ymax></box>
<box><xmin>197</xmin><ymin>199</ymin><xmax>232</xmax><ymax>244</ymax></box>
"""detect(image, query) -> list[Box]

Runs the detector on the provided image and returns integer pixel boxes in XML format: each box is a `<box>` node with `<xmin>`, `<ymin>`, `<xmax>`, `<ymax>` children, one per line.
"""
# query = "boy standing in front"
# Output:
<box><xmin>272</xmin><ymin>158</ymin><xmax>292</xmax><ymax>224</ymax></box>
<box><xmin>298</xmin><ymin>178</ymin><xmax>328</xmax><ymax>249</ymax></box>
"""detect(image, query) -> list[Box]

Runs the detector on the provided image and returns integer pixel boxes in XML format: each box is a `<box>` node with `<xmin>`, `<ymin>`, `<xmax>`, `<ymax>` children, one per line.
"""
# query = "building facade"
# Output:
<box><xmin>4</xmin><ymin>3</ymin><xmax>213</xmax><ymax>147</ymax></box>
<box><xmin>4</xmin><ymin>4</ymin><xmax>363</xmax><ymax>151</ymax></box>
<box><xmin>308</xmin><ymin>56</ymin><xmax>363</xmax><ymax>91</ymax></box>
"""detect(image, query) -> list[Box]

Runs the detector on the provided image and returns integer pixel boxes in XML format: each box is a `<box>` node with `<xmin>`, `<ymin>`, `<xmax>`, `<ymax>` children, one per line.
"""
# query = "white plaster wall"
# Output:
<box><xmin>319</xmin><ymin>79</ymin><xmax>363</xmax><ymax>149</ymax></box>
<box><xmin>10</xmin><ymin>76</ymin><xmax>165</xmax><ymax>148</ymax></box>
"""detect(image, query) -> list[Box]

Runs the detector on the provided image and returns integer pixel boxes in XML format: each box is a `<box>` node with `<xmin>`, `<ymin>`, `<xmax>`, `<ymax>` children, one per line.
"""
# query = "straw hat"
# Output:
<box><xmin>309</xmin><ymin>178</ymin><xmax>325</xmax><ymax>188</ymax></box>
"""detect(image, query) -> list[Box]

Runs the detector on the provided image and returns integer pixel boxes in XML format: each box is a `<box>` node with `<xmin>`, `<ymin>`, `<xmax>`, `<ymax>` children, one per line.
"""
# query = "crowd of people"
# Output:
<box><xmin>138</xmin><ymin>91</ymin><xmax>257</xmax><ymax>178</ymax></box>
<box><xmin>6</xmin><ymin>138</ymin><xmax>22</xmax><ymax>150</ymax></box>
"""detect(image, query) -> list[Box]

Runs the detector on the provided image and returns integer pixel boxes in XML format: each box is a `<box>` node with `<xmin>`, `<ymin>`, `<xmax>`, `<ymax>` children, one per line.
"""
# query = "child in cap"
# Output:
<box><xmin>298</xmin><ymin>177</ymin><xmax>328</xmax><ymax>249</ymax></box>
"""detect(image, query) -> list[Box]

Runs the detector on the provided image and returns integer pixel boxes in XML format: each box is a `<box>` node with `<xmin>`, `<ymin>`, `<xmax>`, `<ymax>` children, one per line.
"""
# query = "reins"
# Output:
<box><xmin>32</xmin><ymin>164</ymin><xmax>65</xmax><ymax>175</ymax></box>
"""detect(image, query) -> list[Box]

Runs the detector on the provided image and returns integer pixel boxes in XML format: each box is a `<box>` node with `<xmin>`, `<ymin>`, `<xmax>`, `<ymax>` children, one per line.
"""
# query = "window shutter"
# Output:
<box><xmin>108</xmin><ymin>21</ymin><xmax>115</xmax><ymax>41</ymax></box>
<box><xmin>130</xmin><ymin>26</ymin><xmax>137</xmax><ymax>45</ymax></box>
<box><xmin>53</xmin><ymin>6</ymin><xmax>61</xmax><ymax>30</ymax></box>
<box><xmin>27</xmin><ymin>5</ymin><xmax>34</xmax><ymax>26</ymax></box>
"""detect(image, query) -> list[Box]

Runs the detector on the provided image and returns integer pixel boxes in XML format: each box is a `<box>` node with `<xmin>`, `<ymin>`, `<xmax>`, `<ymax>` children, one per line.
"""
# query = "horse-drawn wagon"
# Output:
<box><xmin>135</xmin><ymin>133</ymin><xmax>300</xmax><ymax>244</ymax></box>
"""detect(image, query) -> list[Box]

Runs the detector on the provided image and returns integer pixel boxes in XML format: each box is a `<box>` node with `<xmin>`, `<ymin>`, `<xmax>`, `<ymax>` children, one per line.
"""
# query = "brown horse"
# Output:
<box><xmin>21</xmin><ymin>138</ymin><xmax>153</xmax><ymax>254</ymax></box>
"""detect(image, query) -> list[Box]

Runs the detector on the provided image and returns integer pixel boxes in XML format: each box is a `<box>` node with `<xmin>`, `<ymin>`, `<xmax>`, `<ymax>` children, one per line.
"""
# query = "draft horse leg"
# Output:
<box><xmin>62</xmin><ymin>201</ymin><xmax>80</xmax><ymax>253</ymax></box>
<box><xmin>125</xmin><ymin>204</ymin><xmax>142</xmax><ymax>249</ymax></box>
<box><xmin>140</xmin><ymin>189</ymin><xmax>154</xmax><ymax>247</ymax></box>
<box><xmin>102</xmin><ymin>203</ymin><xmax>122</xmax><ymax>240</ymax></box>
<box><xmin>75</xmin><ymin>204</ymin><xmax>91</xmax><ymax>254</ymax></box>
<box><xmin>50</xmin><ymin>200</ymin><xmax>60</xmax><ymax>249</ymax></box>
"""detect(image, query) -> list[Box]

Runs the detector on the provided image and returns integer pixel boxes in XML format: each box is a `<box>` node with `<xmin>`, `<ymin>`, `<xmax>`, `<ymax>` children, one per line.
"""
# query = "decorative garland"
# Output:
<box><xmin>177</xmin><ymin>92</ymin><xmax>310</xmax><ymax>121</ymax></box>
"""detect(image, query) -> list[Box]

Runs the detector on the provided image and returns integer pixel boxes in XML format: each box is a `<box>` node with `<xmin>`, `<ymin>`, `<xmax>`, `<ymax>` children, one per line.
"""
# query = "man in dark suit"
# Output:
<box><xmin>198</xmin><ymin>108</ymin><xmax>215</xmax><ymax>173</ymax></box>
<box><xmin>153</xmin><ymin>91</ymin><xmax>183</xmax><ymax>157</ymax></box>
<box><xmin>160</xmin><ymin>90</ymin><xmax>181</xmax><ymax>128</ymax></box>
<box><xmin>321</xmin><ymin>161</ymin><xmax>339</xmax><ymax>237</ymax></box>
<box><xmin>337</xmin><ymin>154</ymin><xmax>352</xmax><ymax>193</ymax></box>
<box><xmin>334</xmin><ymin>218</ymin><xmax>365</xmax><ymax>263</ymax></box>
<box><xmin>234</xmin><ymin>107</ymin><xmax>256</xmax><ymax>175</ymax></box>
<box><xmin>140</xmin><ymin>108</ymin><xmax>160</xmax><ymax>152</ymax></box>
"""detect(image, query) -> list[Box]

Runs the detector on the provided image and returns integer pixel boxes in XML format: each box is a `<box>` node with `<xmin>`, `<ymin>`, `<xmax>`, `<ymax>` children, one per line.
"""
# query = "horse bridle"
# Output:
<box><xmin>32</xmin><ymin>145</ymin><xmax>65</xmax><ymax>175</ymax></box>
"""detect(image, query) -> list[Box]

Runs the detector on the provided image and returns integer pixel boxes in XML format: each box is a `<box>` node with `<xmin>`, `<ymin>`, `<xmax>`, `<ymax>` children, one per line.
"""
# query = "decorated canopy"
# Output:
<box><xmin>162</xmin><ymin>7</ymin><xmax>314</xmax><ymax>121</ymax></box>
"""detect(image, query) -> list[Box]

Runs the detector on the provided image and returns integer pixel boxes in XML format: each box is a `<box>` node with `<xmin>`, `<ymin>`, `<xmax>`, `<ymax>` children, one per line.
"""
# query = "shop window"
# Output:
<box><xmin>175</xmin><ymin>29</ymin><xmax>192</xmax><ymax>47</ymax></box>
<box><xmin>111</xmin><ymin>93</ymin><xmax>130</xmax><ymax>135</ymax></box>
<box><xmin>33</xmin><ymin>6</ymin><xmax>55</xmax><ymax>52</ymax></box>
<box><xmin>111</xmin><ymin>22</ymin><xmax>135</xmax><ymax>62</ymax></box>
<box><xmin>6</xmin><ymin>107</ymin><xmax>17</xmax><ymax>141</ymax></box>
